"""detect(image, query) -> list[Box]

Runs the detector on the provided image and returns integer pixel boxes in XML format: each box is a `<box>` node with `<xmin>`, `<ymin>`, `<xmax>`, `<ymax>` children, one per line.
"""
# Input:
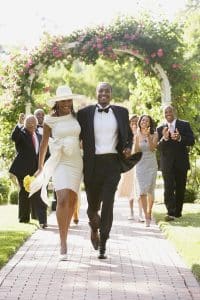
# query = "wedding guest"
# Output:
<box><xmin>34</xmin><ymin>108</ymin><xmax>45</xmax><ymax>135</ymax></box>
<box><xmin>9</xmin><ymin>114</ymin><xmax>47</xmax><ymax>227</ymax></box>
<box><xmin>157</xmin><ymin>105</ymin><xmax>195</xmax><ymax>221</ymax></box>
<box><xmin>118</xmin><ymin>115</ymin><xmax>144</xmax><ymax>221</ymax></box>
<box><xmin>33</xmin><ymin>85</ymin><xmax>83</xmax><ymax>260</ymax></box>
<box><xmin>134</xmin><ymin>115</ymin><xmax>158</xmax><ymax>227</ymax></box>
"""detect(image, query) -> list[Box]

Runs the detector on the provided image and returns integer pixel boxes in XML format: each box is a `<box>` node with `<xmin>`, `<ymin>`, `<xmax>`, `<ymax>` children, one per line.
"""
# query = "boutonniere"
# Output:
<box><xmin>23</xmin><ymin>175</ymin><xmax>35</xmax><ymax>192</ymax></box>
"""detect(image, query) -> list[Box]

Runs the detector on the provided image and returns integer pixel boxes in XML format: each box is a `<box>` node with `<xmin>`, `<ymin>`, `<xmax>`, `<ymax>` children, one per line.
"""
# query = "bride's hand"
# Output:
<box><xmin>34</xmin><ymin>168</ymin><xmax>43</xmax><ymax>177</ymax></box>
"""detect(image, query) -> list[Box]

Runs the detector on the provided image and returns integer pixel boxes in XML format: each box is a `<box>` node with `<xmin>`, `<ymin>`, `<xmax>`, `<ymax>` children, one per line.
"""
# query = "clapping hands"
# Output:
<box><xmin>162</xmin><ymin>127</ymin><xmax>180</xmax><ymax>141</ymax></box>
<box><xmin>162</xmin><ymin>127</ymin><xmax>170</xmax><ymax>140</ymax></box>
<box><xmin>171</xmin><ymin>128</ymin><xmax>180</xmax><ymax>141</ymax></box>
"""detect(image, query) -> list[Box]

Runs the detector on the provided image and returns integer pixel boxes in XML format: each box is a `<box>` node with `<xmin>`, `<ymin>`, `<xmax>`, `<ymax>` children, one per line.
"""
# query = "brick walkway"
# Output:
<box><xmin>0</xmin><ymin>193</ymin><xmax>199</xmax><ymax>300</ymax></box>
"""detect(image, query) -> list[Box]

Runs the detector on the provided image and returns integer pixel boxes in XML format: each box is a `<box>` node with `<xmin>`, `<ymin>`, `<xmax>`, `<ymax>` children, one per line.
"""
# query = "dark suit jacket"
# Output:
<box><xmin>157</xmin><ymin>119</ymin><xmax>195</xmax><ymax>172</ymax></box>
<box><xmin>77</xmin><ymin>104</ymin><xmax>133</xmax><ymax>183</ymax></box>
<box><xmin>9</xmin><ymin>126</ymin><xmax>42</xmax><ymax>179</ymax></box>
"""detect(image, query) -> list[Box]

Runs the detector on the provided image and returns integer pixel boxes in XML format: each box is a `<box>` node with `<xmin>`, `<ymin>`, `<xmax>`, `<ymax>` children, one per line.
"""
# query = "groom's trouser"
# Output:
<box><xmin>85</xmin><ymin>154</ymin><xmax>121</xmax><ymax>241</ymax></box>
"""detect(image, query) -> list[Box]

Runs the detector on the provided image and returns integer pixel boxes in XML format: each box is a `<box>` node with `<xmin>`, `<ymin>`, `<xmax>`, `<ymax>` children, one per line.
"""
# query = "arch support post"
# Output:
<box><xmin>151</xmin><ymin>63</ymin><xmax>171</xmax><ymax>106</ymax></box>
<box><xmin>113</xmin><ymin>48</ymin><xmax>172</xmax><ymax>106</ymax></box>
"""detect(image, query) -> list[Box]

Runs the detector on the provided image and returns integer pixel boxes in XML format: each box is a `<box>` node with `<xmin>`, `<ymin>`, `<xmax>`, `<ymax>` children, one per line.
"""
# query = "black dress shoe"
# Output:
<box><xmin>39</xmin><ymin>224</ymin><xmax>46</xmax><ymax>229</ymax></box>
<box><xmin>175</xmin><ymin>213</ymin><xmax>182</xmax><ymax>218</ymax></box>
<box><xmin>164</xmin><ymin>215</ymin><xmax>175</xmax><ymax>221</ymax></box>
<box><xmin>91</xmin><ymin>230</ymin><xmax>99</xmax><ymax>250</ymax></box>
<box><xmin>98</xmin><ymin>252</ymin><xmax>107</xmax><ymax>259</ymax></box>
<box><xmin>98</xmin><ymin>239</ymin><xmax>107</xmax><ymax>259</ymax></box>
<box><xmin>19</xmin><ymin>219</ymin><xmax>29</xmax><ymax>223</ymax></box>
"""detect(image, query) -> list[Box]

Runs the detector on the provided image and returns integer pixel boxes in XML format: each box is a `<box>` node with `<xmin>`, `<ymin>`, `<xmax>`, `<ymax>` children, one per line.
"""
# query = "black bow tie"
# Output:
<box><xmin>97</xmin><ymin>106</ymin><xmax>110</xmax><ymax>113</ymax></box>
<box><xmin>37</xmin><ymin>125</ymin><xmax>43</xmax><ymax>128</ymax></box>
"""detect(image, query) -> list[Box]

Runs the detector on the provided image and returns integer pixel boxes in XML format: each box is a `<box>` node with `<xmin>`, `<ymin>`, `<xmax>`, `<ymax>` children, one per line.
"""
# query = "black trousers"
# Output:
<box><xmin>85</xmin><ymin>154</ymin><xmax>121</xmax><ymax>241</ymax></box>
<box><xmin>18</xmin><ymin>178</ymin><xmax>47</xmax><ymax>224</ymax></box>
<box><xmin>162</xmin><ymin>168</ymin><xmax>187</xmax><ymax>217</ymax></box>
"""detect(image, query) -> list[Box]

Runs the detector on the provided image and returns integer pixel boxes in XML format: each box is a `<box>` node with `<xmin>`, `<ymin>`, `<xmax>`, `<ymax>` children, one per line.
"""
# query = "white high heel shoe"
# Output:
<box><xmin>59</xmin><ymin>253</ymin><xmax>68</xmax><ymax>261</ymax></box>
<box><xmin>145</xmin><ymin>219</ymin><xmax>151</xmax><ymax>227</ymax></box>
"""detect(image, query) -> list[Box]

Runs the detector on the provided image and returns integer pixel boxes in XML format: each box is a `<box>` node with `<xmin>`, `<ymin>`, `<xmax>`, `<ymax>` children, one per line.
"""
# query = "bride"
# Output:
<box><xmin>33</xmin><ymin>85</ymin><xmax>83</xmax><ymax>261</ymax></box>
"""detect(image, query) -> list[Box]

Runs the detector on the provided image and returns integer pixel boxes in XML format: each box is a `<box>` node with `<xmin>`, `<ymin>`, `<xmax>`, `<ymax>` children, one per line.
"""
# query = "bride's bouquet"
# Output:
<box><xmin>23</xmin><ymin>175</ymin><xmax>35</xmax><ymax>193</ymax></box>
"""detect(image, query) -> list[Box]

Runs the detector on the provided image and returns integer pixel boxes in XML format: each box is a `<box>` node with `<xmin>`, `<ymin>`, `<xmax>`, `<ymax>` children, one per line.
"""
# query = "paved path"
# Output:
<box><xmin>0</xmin><ymin>193</ymin><xmax>199</xmax><ymax>300</ymax></box>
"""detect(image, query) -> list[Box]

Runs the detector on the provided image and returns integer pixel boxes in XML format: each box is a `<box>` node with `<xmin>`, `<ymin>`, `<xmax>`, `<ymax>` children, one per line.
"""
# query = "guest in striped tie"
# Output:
<box><xmin>157</xmin><ymin>105</ymin><xmax>195</xmax><ymax>221</ymax></box>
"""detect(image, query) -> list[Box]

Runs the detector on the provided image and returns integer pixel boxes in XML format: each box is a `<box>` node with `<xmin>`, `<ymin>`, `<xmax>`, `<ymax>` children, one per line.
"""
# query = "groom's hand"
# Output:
<box><xmin>123</xmin><ymin>148</ymin><xmax>132</xmax><ymax>158</ymax></box>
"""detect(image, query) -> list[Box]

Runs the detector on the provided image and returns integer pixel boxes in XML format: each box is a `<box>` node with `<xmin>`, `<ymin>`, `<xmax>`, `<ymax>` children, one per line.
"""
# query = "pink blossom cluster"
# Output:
<box><xmin>52</xmin><ymin>45</ymin><xmax>63</xmax><ymax>58</ymax></box>
<box><xmin>124</xmin><ymin>33</ymin><xmax>137</xmax><ymax>40</ymax></box>
<box><xmin>25</xmin><ymin>59</ymin><xmax>33</xmax><ymax>69</ymax></box>
<box><xmin>172</xmin><ymin>63</ymin><xmax>181</xmax><ymax>69</ymax></box>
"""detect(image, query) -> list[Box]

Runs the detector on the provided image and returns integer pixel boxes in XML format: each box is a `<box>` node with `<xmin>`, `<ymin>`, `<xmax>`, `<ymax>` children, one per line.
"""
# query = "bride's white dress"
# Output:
<box><xmin>30</xmin><ymin>114</ymin><xmax>83</xmax><ymax>204</ymax></box>
<box><xmin>45</xmin><ymin>114</ymin><xmax>83</xmax><ymax>192</ymax></box>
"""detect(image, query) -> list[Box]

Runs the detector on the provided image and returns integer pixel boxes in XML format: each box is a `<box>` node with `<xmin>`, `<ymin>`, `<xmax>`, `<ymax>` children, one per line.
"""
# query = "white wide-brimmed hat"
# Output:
<box><xmin>48</xmin><ymin>85</ymin><xmax>82</xmax><ymax>107</ymax></box>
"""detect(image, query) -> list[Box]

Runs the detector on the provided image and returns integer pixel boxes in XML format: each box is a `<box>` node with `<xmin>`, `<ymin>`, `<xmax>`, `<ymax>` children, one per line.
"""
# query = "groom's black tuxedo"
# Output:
<box><xmin>157</xmin><ymin>119</ymin><xmax>195</xmax><ymax>217</ymax></box>
<box><xmin>9</xmin><ymin>125</ymin><xmax>47</xmax><ymax>224</ymax></box>
<box><xmin>77</xmin><ymin>104</ymin><xmax>133</xmax><ymax>184</ymax></box>
<box><xmin>77</xmin><ymin>104</ymin><xmax>133</xmax><ymax>248</ymax></box>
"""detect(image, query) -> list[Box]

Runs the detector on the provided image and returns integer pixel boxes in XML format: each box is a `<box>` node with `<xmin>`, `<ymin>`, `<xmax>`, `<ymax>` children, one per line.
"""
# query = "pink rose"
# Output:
<box><xmin>150</xmin><ymin>52</ymin><xmax>156</xmax><ymax>58</ymax></box>
<box><xmin>157</xmin><ymin>48</ymin><xmax>164</xmax><ymax>57</ymax></box>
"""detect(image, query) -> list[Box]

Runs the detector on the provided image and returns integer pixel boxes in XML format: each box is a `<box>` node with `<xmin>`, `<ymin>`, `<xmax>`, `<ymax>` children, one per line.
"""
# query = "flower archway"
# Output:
<box><xmin>1</xmin><ymin>15</ymin><xmax>184</xmax><ymax>115</ymax></box>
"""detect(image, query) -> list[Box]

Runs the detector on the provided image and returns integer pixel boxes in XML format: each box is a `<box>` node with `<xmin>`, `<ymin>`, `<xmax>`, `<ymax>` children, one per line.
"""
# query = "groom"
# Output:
<box><xmin>77</xmin><ymin>82</ymin><xmax>134</xmax><ymax>259</ymax></box>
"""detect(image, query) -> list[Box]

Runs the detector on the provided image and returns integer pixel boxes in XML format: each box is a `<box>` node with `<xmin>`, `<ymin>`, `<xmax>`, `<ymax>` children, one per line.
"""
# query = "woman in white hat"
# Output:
<box><xmin>33</xmin><ymin>85</ymin><xmax>83</xmax><ymax>260</ymax></box>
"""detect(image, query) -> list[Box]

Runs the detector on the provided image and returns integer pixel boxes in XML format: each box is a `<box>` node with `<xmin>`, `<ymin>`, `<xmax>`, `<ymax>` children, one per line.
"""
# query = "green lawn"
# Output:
<box><xmin>153</xmin><ymin>202</ymin><xmax>200</xmax><ymax>283</ymax></box>
<box><xmin>0</xmin><ymin>205</ymin><xmax>38</xmax><ymax>268</ymax></box>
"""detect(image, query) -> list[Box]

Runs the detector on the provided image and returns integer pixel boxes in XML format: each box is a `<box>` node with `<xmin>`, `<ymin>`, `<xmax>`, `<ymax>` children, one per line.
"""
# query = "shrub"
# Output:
<box><xmin>184</xmin><ymin>188</ymin><xmax>197</xmax><ymax>203</ymax></box>
<box><xmin>0</xmin><ymin>177</ymin><xmax>10</xmax><ymax>205</ymax></box>
<box><xmin>9</xmin><ymin>190</ymin><xmax>18</xmax><ymax>204</ymax></box>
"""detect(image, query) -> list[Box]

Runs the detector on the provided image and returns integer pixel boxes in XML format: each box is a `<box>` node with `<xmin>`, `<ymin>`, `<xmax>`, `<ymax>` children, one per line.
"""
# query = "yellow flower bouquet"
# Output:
<box><xmin>23</xmin><ymin>175</ymin><xmax>35</xmax><ymax>193</ymax></box>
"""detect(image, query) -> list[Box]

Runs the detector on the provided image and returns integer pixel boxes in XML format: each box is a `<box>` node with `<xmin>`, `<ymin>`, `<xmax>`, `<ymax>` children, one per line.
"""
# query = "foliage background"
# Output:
<box><xmin>0</xmin><ymin>5</ymin><xmax>199</xmax><ymax>196</ymax></box>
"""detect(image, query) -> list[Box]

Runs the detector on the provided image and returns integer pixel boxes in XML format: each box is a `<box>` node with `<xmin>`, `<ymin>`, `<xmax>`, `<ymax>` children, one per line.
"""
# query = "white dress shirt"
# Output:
<box><xmin>32</xmin><ymin>132</ymin><xmax>39</xmax><ymax>154</ymax></box>
<box><xmin>167</xmin><ymin>119</ymin><xmax>176</xmax><ymax>133</ymax></box>
<box><xmin>94</xmin><ymin>105</ymin><xmax>118</xmax><ymax>154</ymax></box>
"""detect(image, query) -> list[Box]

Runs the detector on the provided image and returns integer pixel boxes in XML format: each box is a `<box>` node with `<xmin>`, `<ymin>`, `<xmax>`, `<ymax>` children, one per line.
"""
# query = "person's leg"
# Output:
<box><xmin>18</xmin><ymin>178</ymin><xmax>31</xmax><ymax>223</ymax></box>
<box><xmin>162</xmin><ymin>171</ymin><xmax>176</xmax><ymax>217</ymax></box>
<box><xmin>147</xmin><ymin>192</ymin><xmax>154</xmax><ymax>221</ymax></box>
<box><xmin>73</xmin><ymin>197</ymin><xmax>80</xmax><ymax>224</ymax></box>
<box><xmin>140</xmin><ymin>194</ymin><xmax>151</xmax><ymax>226</ymax></box>
<box><xmin>30</xmin><ymin>190</ymin><xmax>47</xmax><ymax>227</ymax></box>
<box><xmin>56</xmin><ymin>189</ymin><xmax>77</xmax><ymax>256</ymax></box>
<box><xmin>138</xmin><ymin>197</ymin><xmax>144</xmax><ymax>221</ymax></box>
<box><xmin>174</xmin><ymin>169</ymin><xmax>187</xmax><ymax>217</ymax></box>
<box><xmin>85</xmin><ymin>182</ymin><xmax>101</xmax><ymax>250</ymax></box>
<box><xmin>128</xmin><ymin>198</ymin><xmax>134</xmax><ymax>219</ymax></box>
<box><xmin>99</xmin><ymin>156</ymin><xmax>121</xmax><ymax>258</ymax></box>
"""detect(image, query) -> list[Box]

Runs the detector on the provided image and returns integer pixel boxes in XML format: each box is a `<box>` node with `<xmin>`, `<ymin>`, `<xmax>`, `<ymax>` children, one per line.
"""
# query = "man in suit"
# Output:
<box><xmin>9</xmin><ymin>114</ymin><xmax>47</xmax><ymax>227</ymax></box>
<box><xmin>157</xmin><ymin>105</ymin><xmax>195</xmax><ymax>221</ymax></box>
<box><xmin>77</xmin><ymin>82</ymin><xmax>133</xmax><ymax>259</ymax></box>
<box><xmin>34</xmin><ymin>108</ymin><xmax>45</xmax><ymax>135</ymax></box>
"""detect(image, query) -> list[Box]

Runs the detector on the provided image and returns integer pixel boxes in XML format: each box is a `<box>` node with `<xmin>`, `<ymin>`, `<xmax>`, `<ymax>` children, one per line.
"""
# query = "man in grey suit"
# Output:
<box><xmin>77</xmin><ymin>82</ymin><xmax>134</xmax><ymax>259</ymax></box>
<box><xmin>157</xmin><ymin>105</ymin><xmax>195</xmax><ymax>221</ymax></box>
